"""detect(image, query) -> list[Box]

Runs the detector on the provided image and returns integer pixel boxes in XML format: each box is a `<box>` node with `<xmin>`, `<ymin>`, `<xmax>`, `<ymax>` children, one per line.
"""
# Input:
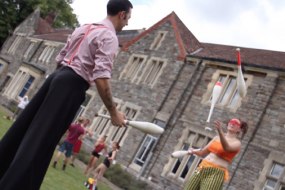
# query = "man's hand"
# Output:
<box><xmin>110</xmin><ymin>109</ymin><xmax>126</xmax><ymax>128</ymax></box>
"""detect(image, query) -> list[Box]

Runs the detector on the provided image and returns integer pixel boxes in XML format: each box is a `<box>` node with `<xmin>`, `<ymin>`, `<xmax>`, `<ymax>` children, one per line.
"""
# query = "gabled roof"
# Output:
<box><xmin>33</xmin><ymin>29</ymin><xmax>72</xmax><ymax>43</ymax></box>
<box><xmin>122</xmin><ymin>12</ymin><xmax>203</xmax><ymax>60</ymax></box>
<box><xmin>32</xmin><ymin>29</ymin><xmax>141</xmax><ymax>45</ymax></box>
<box><xmin>193</xmin><ymin>43</ymin><xmax>285</xmax><ymax>71</ymax></box>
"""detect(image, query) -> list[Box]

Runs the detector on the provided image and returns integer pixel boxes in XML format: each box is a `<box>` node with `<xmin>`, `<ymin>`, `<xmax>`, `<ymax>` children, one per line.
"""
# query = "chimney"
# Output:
<box><xmin>44</xmin><ymin>12</ymin><xmax>57</xmax><ymax>25</ymax></box>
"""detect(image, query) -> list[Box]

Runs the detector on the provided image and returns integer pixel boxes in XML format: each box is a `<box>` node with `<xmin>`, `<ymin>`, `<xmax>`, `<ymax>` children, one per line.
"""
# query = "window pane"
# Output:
<box><xmin>264</xmin><ymin>179</ymin><xmax>277</xmax><ymax>188</ymax></box>
<box><xmin>228</xmin><ymin>89</ymin><xmax>239</xmax><ymax>107</ymax></box>
<box><xmin>180</xmin><ymin>155</ymin><xmax>195</xmax><ymax>179</ymax></box>
<box><xmin>271</xmin><ymin>163</ymin><xmax>284</xmax><ymax>178</ymax></box>
<box><xmin>19</xmin><ymin>76</ymin><xmax>35</xmax><ymax>97</ymax></box>
<box><xmin>153</xmin><ymin>119</ymin><xmax>166</xmax><ymax>128</ymax></box>
<box><xmin>134</xmin><ymin>135</ymin><xmax>156</xmax><ymax>166</ymax></box>
<box><xmin>219</xmin><ymin>77</ymin><xmax>236</xmax><ymax>104</ymax></box>
<box><xmin>171</xmin><ymin>144</ymin><xmax>189</xmax><ymax>174</ymax></box>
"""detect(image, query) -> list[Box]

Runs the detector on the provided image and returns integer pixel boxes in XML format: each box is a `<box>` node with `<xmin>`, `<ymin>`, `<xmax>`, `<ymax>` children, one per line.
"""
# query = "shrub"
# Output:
<box><xmin>104</xmin><ymin>164</ymin><xmax>148</xmax><ymax>190</ymax></box>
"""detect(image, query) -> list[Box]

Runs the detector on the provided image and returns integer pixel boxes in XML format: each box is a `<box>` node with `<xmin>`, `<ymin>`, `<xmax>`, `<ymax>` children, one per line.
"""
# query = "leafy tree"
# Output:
<box><xmin>0</xmin><ymin>0</ymin><xmax>78</xmax><ymax>47</ymax></box>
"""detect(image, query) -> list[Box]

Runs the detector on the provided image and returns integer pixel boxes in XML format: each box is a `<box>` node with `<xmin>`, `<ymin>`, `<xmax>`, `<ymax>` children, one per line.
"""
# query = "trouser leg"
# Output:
<box><xmin>200</xmin><ymin>167</ymin><xmax>224</xmax><ymax>190</ymax></box>
<box><xmin>0</xmin><ymin>70</ymin><xmax>58</xmax><ymax>178</ymax></box>
<box><xmin>0</xmin><ymin>67</ymin><xmax>89</xmax><ymax>190</ymax></box>
<box><xmin>183</xmin><ymin>170</ymin><xmax>201</xmax><ymax>190</ymax></box>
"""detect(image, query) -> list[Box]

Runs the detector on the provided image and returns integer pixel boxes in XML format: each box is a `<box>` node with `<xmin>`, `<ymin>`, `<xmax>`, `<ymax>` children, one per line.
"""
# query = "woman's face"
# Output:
<box><xmin>112</xmin><ymin>142</ymin><xmax>118</xmax><ymax>149</ymax></box>
<box><xmin>227</xmin><ymin>119</ymin><xmax>241</xmax><ymax>133</ymax></box>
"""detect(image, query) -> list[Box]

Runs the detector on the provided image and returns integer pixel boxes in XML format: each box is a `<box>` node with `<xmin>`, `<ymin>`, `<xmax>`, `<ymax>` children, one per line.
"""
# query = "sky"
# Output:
<box><xmin>71</xmin><ymin>0</ymin><xmax>285</xmax><ymax>52</ymax></box>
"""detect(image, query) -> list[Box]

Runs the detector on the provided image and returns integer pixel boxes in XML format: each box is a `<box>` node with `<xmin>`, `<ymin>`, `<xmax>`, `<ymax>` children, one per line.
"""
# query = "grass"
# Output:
<box><xmin>41</xmin><ymin>160</ymin><xmax>110</xmax><ymax>190</ymax></box>
<box><xmin>0</xmin><ymin>106</ymin><xmax>111</xmax><ymax>190</ymax></box>
<box><xmin>0</xmin><ymin>108</ymin><xmax>13</xmax><ymax>137</ymax></box>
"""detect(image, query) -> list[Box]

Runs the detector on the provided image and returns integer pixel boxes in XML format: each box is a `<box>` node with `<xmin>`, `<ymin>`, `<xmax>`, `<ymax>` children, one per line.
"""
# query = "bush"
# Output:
<box><xmin>77</xmin><ymin>150</ymin><xmax>91</xmax><ymax>164</ymax></box>
<box><xmin>104</xmin><ymin>164</ymin><xmax>148</xmax><ymax>190</ymax></box>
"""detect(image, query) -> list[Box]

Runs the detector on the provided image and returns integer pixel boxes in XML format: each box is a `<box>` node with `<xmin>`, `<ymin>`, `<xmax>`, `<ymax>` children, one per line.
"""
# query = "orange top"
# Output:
<box><xmin>207</xmin><ymin>139</ymin><xmax>239</xmax><ymax>162</ymax></box>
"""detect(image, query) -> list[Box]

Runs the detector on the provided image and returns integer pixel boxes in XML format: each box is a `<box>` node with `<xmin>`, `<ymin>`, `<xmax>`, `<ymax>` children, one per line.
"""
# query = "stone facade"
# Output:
<box><xmin>1</xmin><ymin>10</ymin><xmax>285</xmax><ymax>190</ymax></box>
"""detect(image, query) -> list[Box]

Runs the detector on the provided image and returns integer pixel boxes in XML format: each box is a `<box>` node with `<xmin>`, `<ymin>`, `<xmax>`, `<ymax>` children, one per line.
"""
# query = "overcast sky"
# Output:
<box><xmin>71</xmin><ymin>0</ymin><xmax>285</xmax><ymax>52</ymax></box>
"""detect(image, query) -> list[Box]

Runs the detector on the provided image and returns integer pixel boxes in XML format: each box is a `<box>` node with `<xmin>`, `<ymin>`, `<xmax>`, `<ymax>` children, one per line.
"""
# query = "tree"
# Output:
<box><xmin>0</xmin><ymin>0</ymin><xmax>79</xmax><ymax>47</ymax></box>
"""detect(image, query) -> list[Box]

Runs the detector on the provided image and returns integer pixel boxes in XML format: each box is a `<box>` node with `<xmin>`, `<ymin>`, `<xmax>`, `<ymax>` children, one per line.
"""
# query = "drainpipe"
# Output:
<box><xmin>225</xmin><ymin>75</ymin><xmax>279</xmax><ymax>189</ymax></box>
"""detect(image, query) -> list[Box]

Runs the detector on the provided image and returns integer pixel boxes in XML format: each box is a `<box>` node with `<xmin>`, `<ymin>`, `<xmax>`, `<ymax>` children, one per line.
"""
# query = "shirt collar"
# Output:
<box><xmin>97</xmin><ymin>18</ymin><xmax>116</xmax><ymax>34</ymax></box>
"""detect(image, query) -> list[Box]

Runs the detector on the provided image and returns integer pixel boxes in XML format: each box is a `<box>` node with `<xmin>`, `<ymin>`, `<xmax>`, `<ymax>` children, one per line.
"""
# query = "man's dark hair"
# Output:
<box><xmin>107</xmin><ymin>0</ymin><xmax>133</xmax><ymax>16</ymax></box>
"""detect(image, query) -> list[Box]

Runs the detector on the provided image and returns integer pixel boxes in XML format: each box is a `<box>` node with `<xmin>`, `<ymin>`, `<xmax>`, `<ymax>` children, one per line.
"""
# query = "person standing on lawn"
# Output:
<box><xmin>0</xmin><ymin>0</ymin><xmax>132</xmax><ymax>189</ymax></box>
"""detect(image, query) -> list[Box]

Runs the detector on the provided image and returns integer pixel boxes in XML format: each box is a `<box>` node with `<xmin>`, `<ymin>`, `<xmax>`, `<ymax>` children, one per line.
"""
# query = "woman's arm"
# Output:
<box><xmin>189</xmin><ymin>137</ymin><xmax>217</xmax><ymax>157</ymax></box>
<box><xmin>94</xmin><ymin>139</ymin><xmax>101</xmax><ymax>147</ymax></box>
<box><xmin>215</xmin><ymin>121</ymin><xmax>241</xmax><ymax>152</ymax></box>
<box><xmin>108</xmin><ymin>150</ymin><xmax>117</xmax><ymax>160</ymax></box>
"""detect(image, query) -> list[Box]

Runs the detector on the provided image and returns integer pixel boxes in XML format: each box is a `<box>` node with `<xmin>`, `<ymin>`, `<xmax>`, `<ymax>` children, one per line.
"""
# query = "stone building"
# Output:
<box><xmin>1</xmin><ymin>9</ymin><xmax>285</xmax><ymax>190</ymax></box>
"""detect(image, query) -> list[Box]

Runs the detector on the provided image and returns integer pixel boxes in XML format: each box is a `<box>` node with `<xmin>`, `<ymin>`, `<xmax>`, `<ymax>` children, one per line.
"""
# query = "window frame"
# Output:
<box><xmin>90</xmin><ymin>100</ymin><xmax>141</xmax><ymax>146</ymax></box>
<box><xmin>3</xmin><ymin>66</ymin><xmax>41</xmax><ymax>100</ymax></box>
<box><xmin>7</xmin><ymin>34</ymin><xmax>24</xmax><ymax>54</ymax></box>
<box><xmin>120</xmin><ymin>54</ymin><xmax>167</xmax><ymax>88</ymax></box>
<box><xmin>254</xmin><ymin>152</ymin><xmax>285</xmax><ymax>190</ymax></box>
<box><xmin>201</xmin><ymin>70</ymin><xmax>252</xmax><ymax>112</ymax></box>
<box><xmin>162</xmin><ymin>128</ymin><xmax>211</xmax><ymax>183</ymax></box>
<box><xmin>150</xmin><ymin>31</ymin><xmax>168</xmax><ymax>50</ymax></box>
<box><xmin>38</xmin><ymin>45</ymin><xmax>56</xmax><ymax>63</ymax></box>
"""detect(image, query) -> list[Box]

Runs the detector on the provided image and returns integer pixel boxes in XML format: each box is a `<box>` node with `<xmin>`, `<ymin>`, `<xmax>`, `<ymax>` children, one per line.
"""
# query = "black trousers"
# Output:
<box><xmin>0</xmin><ymin>66</ymin><xmax>89</xmax><ymax>190</ymax></box>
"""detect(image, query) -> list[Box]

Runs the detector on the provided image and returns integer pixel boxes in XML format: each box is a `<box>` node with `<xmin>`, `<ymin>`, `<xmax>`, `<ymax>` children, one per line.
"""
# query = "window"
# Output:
<box><xmin>8</xmin><ymin>35</ymin><xmax>23</xmax><ymax>54</ymax></box>
<box><xmin>120</xmin><ymin>55</ymin><xmax>166</xmax><ymax>87</ymax></box>
<box><xmin>162</xmin><ymin>130</ymin><xmax>210</xmax><ymax>182</ymax></box>
<box><xmin>263</xmin><ymin>163</ymin><xmax>285</xmax><ymax>190</ymax></box>
<box><xmin>0</xmin><ymin>62</ymin><xmax>4</xmax><ymax>74</ymax></box>
<box><xmin>203</xmin><ymin>70</ymin><xmax>251</xmax><ymax>110</ymax></box>
<box><xmin>150</xmin><ymin>31</ymin><xmax>167</xmax><ymax>50</ymax></box>
<box><xmin>39</xmin><ymin>45</ymin><xmax>55</xmax><ymax>63</ymax></box>
<box><xmin>140</xmin><ymin>58</ymin><xmax>166</xmax><ymax>87</ymax></box>
<box><xmin>134</xmin><ymin>135</ymin><xmax>157</xmax><ymax>167</ymax></box>
<box><xmin>24</xmin><ymin>42</ymin><xmax>35</xmax><ymax>59</ymax></box>
<box><xmin>132</xmin><ymin>119</ymin><xmax>165</xmax><ymax>170</ymax></box>
<box><xmin>108</xmin><ymin>105</ymin><xmax>138</xmax><ymax>143</ymax></box>
<box><xmin>90</xmin><ymin>101</ymin><xmax>141</xmax><ymax>145</ymax></box>
<box><xmin>3</xmin><ymin>66</ymin><xmax>41</xmax><ymax>100</ymax></box>
<box><xmin>18</xmin><ymin>76</ymin><xmax>35</xmax><ymax>97</ymax></box>
<box><xmin>153</xmin><ymin>119</ymin><xmax>166</xmax><ymax>129</ymax></box>
<box><xmin>171</xmin><ymin>143</ymin><xmax>197</xmax><ymax>179</ymax></box>
<box><xmin>119</xmin><ymin>54</ymin><xmax>147</xmax><ymax>83</ymax></box>
<box><xmin>255</xmin><ymin>152</ymin><xmax>285</xmax><ymax>190</ymax></box>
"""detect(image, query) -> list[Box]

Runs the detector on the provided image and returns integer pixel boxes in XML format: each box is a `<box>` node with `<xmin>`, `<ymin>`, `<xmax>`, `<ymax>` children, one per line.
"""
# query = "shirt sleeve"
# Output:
<box><xmin>92</xmin><ymin>30</ymin><xmax>118</xmax><ymax>80</ymax></box>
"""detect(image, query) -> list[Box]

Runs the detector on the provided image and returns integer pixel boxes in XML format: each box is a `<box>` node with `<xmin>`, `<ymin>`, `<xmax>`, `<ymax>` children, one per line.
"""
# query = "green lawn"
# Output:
<box><xmin>0</xmin><ymin>107</ymin><xmax>111</xmax><ymax>190</ymax></box>
<box><xmin>41</xmin><ymin>160</ymin><xmax>110</xmax><ymax>190</ymax></box>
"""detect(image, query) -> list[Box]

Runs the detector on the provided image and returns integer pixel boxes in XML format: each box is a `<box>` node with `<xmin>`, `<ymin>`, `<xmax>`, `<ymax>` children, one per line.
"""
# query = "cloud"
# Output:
<box><xmin>71</xmin><ymin>0</ymin><xmax>285</xmax><ymax>51</ymax></box>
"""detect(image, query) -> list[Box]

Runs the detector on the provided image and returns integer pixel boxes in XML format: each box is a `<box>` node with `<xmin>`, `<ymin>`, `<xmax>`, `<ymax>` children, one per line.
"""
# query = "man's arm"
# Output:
<box><xmin>95</xmin><ymin>78</ymin><xmax>125</xmax><ymax>127</ymax></box>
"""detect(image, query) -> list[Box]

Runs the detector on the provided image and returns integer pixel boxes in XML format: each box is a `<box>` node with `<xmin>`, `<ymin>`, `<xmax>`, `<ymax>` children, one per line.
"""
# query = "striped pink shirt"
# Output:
<box><xmin>56</xmin><ymin>18</ymin><xmax>118</xmax><ymax>86</ymax></box>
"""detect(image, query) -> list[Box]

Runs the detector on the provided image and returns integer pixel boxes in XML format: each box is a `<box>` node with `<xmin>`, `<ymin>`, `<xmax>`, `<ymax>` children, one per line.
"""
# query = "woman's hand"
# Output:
<box><xmin>188</xmin><ymin>148</ymin><xmax>194</xmax><ymax>155</ymax></box>
<box><xmin>214</xmin><ymin>120</ymin><xmax>223</xmax><ymax>132</ymax></box>
<box><xmin>188</xmin><ymin>148</ymin><xmax>203</xmax><ymax>156</ymax></box>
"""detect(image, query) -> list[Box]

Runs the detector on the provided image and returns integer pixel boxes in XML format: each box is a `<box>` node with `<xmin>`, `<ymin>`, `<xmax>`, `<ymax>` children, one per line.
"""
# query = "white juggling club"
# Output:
<box><xmin>206</xmin><ymin>81</ymin><xmax>222</xmax><ymax>123</ymax></box>
<box><xmin>95</xmin><ymin>113</ymin><xmax>164</xmax><ymax>135</ymax></box>
<box><xmin>171</xmin><ymin>150</ymin><xmax>189</xmax><ymax>158</ymax></box>
<box><xmin>236</xmin><ymin>48</ymin><xmax>247</xmax><ymax>98</ymax></box>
